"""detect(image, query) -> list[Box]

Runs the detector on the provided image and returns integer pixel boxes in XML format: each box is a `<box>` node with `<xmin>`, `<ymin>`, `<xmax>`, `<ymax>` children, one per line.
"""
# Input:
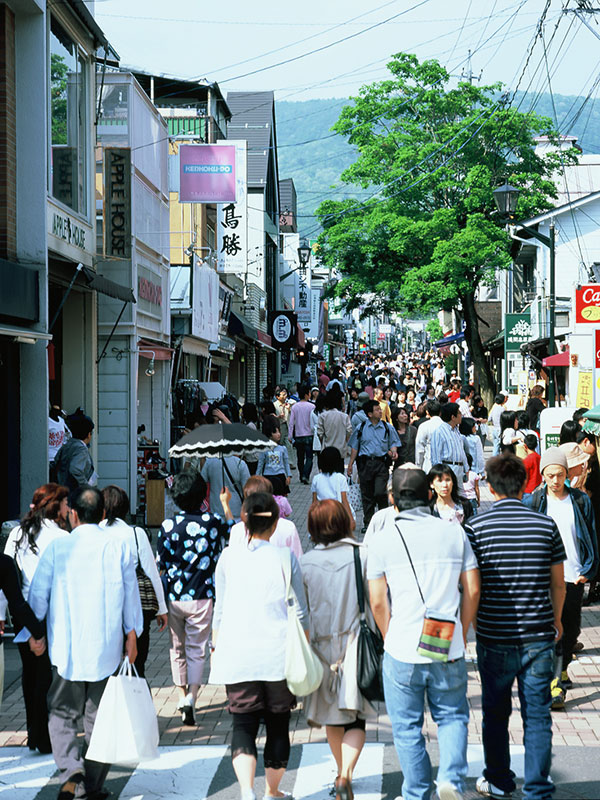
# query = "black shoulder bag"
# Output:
<box><xmin>352</xmin><ymin>545</ymin><xmax>385</xmax><ymax>703</ymax></box>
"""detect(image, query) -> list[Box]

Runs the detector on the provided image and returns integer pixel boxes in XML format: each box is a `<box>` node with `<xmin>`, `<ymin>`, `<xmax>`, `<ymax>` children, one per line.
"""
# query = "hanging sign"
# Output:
<box><xmin>103</xmin><ymin>148</ymin><xmax>131</xmax><ymax>259</ymax></box>
<box><xmin>179</xmin><ymin>144</ymin><xmax>236</xmax><ymax>203</ymax></box>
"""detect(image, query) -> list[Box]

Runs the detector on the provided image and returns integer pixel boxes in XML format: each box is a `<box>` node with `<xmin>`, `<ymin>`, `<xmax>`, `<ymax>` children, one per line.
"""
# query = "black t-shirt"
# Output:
<box><xmin>526</xmin><ymin>397</ymin><xmax>545</xmax><ymax>431</ymax></box>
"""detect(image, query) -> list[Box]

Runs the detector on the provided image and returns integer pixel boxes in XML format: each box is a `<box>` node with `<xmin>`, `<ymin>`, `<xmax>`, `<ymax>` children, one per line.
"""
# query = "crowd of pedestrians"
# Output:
<box><xmin>2</xmin><ymin>350</ymin><xmax>600</xmax><ymax>800</ymax></box>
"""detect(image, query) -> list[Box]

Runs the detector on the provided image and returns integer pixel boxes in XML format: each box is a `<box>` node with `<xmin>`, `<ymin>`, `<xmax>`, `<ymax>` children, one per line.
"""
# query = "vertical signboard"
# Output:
<box><xmin>296</xmin><ymin>255</ymin><xmax>311</xmax><ymax>323</ymax></box>
<box><xmin>504</xmin><ymin>313</ymin><xmax>532</xmax><ymax>390</ymax></box>
<box><xmin>103</xmin><ymin>148</ymin><xmax>131</xmax><ymax>259</ymax></box>
<box><xmin>217</xmin><ymin>141</ymin><xmax>247</xmax><ymax>274</ymax></box>
<box><xmin>179</xmin><ymin>144</ymin><xmax>236</xmax><ymax>203</ymax></box>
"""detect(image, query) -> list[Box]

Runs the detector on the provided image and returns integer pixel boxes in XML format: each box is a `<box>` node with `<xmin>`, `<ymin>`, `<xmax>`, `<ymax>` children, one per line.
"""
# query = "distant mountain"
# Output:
<box><xmin>276</xmin><ymin>92</ymin><xmax>600</xmax><ymax>236</ymax></box>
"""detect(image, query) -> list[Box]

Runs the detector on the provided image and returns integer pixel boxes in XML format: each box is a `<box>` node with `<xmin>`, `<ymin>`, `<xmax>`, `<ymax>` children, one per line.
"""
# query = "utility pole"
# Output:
<box><xmin>460</xmin><ymin>50</ymin><xmax>482</xmax><ymax>85</ymax></box>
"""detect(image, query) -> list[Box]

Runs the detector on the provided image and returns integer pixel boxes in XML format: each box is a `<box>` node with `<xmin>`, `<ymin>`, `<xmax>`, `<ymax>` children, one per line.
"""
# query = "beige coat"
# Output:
<box><xmin>301</xmin><ymin>539</ymin><xmax>376</xmax><ymax>727</ymax></box>
<box><xmin>316</xmin><ymin>409</ymin><xmax>352</xmax><ymax>457</ymax></box>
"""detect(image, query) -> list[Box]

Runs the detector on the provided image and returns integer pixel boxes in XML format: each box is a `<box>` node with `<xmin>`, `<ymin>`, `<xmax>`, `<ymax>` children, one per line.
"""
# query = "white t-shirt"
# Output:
<box><xmin>229</xmin><ymin>518</ymin><xmax>303</xmax><ymax>560</ymax></box>
<box><xmin>366</xmin><ymin>506</ymin><xmax>477</xmax><ymax>664</ymax></box>
<box><xmin>546</xmin><ymin>494</ymin><xmax>582</xmax><ymax>583</ymax></box>
<box><xmin>311</xmin><ymin>471</ymin><xmax>349</xmax><ymax>502</ymax></box>
<box><xmin>48</xmin><ymin>416</ymin><xmax>68</xmax><ymax>461</ymax></box>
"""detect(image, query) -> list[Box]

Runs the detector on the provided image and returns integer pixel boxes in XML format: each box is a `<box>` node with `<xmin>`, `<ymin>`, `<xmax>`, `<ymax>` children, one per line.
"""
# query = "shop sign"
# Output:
<box><xmin>296</xmin><ymin>258</ymin><xmax>311</xmax><ymax>323</ymax></box>
<box><xmin>540</xmin><ymin>407</ymin><xmax>576</xmax><ymax>453</ymax></box>
<box><xmin>217</xmin><ymin>141</ymin><xmax>247</xmax><ymax>274</ymax></box>
<box><xmin>269</xmin><ymin>310</ymin><xmax>296</xmax><ymax>350</ymax></box>
<box><xmin>50</xmin><ymin>211</ymin><xmax>87</xmax><ymax>250</ymax></box>
<box><xmin>504</xmin><ymin>313</ymin><xmax>532</xmax><ymax>352</ymax></box>
<box><xmin>379</xmin><ymin>324</ymin><xmax>392</xmax><ymax>334</ymax></box>
<box><xmin>192</xmin><ymin>263</ymin><xmax>219</xmax><ymax>343</ymax></box>
<box><xmin>575</xmin><ymin>285</ymin><xmax>600</xmax><ymax>323</ymax></box>
<box><xmin>576</xmin><ymin>371</ymin><xmax>594</xmax><ymax>408</ymax></box>
<box><xmin>138</xmin><ymin>277</ymin><xmax>162</xmax><ymax>306</ymax></box>
<box><xmin>180</xmin><ymin>144</ymin><xmax>236</xmax><ymax>203</ymax></box>
<box><xmin>104</xmin><ymin>148</ymin><xmax>131</xmax><ymax>259</ymax></box>
<box><xmin>596</xmin><ymin>329</ymin><xmax>600</xmax><ymax>368</ymax></box>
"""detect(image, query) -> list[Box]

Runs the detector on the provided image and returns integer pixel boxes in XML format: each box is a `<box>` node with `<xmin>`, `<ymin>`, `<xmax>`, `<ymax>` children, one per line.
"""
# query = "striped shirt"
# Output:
<box><xmin>465</xmin><ymin>498</ymin><xmax>566</xmax><ymax>644</ymax></box>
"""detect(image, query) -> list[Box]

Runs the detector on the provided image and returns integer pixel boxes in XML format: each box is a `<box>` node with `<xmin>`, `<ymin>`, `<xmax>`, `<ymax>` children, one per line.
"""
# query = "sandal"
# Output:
<box><xmin>335</xmin><ymin>777</ymin><xmax>353</xmax><ymax>800</ymax></box>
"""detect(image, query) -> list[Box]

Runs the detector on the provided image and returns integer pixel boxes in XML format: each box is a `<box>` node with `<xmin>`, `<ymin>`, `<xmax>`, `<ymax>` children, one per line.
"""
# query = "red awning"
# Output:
<box><xmin>137</xmin><ymin>339</ymin><xmax>174</xmax><ymax>361</ymax></box>
<box><xmin>297</xmin><ymin>326</ymin><xmax>306</xmax><ymax>349</ymax></box>
<box><xmin>542</xmin><ymin>348</ymin><xmax>569</xmax><ymax>368</ymax></box>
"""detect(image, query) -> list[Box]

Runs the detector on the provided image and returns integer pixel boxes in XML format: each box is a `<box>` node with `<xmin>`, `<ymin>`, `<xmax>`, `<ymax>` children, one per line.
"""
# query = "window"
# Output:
<box><xmin>50</xmin><ymin>17</ymin><xmax>88</xmax><ymax>215</ymax></box>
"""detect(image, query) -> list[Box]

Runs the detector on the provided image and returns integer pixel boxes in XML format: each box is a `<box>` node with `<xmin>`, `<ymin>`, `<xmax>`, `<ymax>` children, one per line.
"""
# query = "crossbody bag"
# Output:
<box><xmin>394</xmin><ymin>521</ymin><xmax>457</xmax><ymax>662</ymax></box>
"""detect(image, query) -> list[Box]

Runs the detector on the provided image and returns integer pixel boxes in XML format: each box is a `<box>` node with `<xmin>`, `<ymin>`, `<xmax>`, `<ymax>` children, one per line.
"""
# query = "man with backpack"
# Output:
<box><xmin>346</xmin><ymin>399</ymin><xmax>400</xmax><ymax>529</ymax></box>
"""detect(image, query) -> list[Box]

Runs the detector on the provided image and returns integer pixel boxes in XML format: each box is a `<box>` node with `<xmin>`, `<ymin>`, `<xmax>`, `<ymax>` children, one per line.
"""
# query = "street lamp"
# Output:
<box><xmin>492</xmin><ymin>182</ymin><xmax>520</xmax><ymax>219</ymax></box>
<box><xmin>297</xmin><ymin>238</ymin><xmax>311</xmax><ymax>268</ymax></box>
<box><xmin>493</xmin><ymin>183</ymin><xmax>557</xmax><ymax>406</ymax></box>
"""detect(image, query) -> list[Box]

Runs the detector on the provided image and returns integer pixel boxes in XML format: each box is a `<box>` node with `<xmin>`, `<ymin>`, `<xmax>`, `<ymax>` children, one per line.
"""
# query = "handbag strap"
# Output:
<box><xmin>280</xmin><ymin>546</ymin><xmax>293</xmax><ymax>604</ymax></box>
<box><xmin>394</xmin><ymin>521</ymin><xmax>425</xmax><ymax>607</ymax></box>
<box><xmin>223</xmin><ymin>458</ymin><xmax>244</xmax><ymax>503</ymax></box>
<box><xmin>352</xmin><ymin>545</ymin><xmax>366</xmax><ymax>616</ymax></box>
<box><xmin>133</xmin><ymin>526</ymin><xmax>141</xmax><ymax>568</ymax></box>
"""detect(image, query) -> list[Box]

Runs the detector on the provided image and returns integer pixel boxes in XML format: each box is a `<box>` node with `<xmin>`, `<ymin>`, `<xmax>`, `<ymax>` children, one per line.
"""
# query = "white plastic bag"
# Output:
<box><xmin>281</xmin><ymin>549</ymin><xmax>323</xmax><ymax>697</ymax></box>
<box><xmin>86</xmin><ymin>658</ymin><xmax>159</xmax><ymax>766</ymax></box>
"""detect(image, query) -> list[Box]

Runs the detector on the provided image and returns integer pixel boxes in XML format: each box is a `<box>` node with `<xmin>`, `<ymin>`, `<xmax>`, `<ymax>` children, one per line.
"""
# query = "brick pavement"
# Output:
<box><xmin>2</xmin><ymin>465</ymin><xmax>600</xmax><ymax>753</ymax></box>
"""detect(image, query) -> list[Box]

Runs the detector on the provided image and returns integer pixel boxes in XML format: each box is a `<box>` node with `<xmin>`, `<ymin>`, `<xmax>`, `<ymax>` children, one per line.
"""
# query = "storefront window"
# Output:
<box><xmin>50</xmin><ymin>17</ymin><xmax>88</xmax><ymax>216</ymax></box>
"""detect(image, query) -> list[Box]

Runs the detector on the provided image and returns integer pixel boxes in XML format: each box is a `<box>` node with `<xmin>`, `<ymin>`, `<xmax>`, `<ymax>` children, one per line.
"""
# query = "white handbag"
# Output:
<box><xmin>347</xmin><ymin>476</ymin><xmax>363</xmax><ymax>514</ymax></box>
<box><xmin>280</xmin><ymin>549</ymin><xmax>323</xmax><ymax>697</ymax></box>
<box><xmin>86</xmin><ymin>658</ymin><xmax>159</xmax><ymax>766</ymax></box>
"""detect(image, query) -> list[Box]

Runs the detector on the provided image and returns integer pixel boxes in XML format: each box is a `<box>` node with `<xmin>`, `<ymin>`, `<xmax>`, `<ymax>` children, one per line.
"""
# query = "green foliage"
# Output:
<box><xmin>308</xmin><ymin>52</ymin><xmax>578</xmax><ymax>390</ymax></box>
<box><xmin>426</xmin><ymin>318</ymin><xmax>443</xmax><ymax>342</ymax></box>
<box><xmin>51</xmin><ymin>53</ymin><xmax>68</xmax><ymax>145</ymax></box>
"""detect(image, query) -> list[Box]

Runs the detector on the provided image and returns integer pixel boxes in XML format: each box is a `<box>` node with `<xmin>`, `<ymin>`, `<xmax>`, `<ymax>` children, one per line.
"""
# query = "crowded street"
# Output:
<box><xmin>6</xmin><ymin>2</ymin><xmax>600</xmax><ymax>799</ymax></box>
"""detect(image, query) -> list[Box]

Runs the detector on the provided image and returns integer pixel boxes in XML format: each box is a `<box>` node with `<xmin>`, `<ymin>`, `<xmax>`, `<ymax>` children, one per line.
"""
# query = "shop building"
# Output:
<box><xmin>0</xmin><ymin>0</ymin><xmax>116</xmax><ymax>522</ymax></box>
<box><xmin>95</xmin><ymin>71</ymin><xmax>171</xmax><ymax>510</ymax></box>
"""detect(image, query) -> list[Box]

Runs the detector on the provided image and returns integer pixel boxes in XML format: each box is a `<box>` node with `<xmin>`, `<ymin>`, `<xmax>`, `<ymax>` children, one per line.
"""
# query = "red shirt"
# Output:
<box><xmin>448</xmin><ymin>390</ymin><xmax>460</xmax><ymax>403</ymax></box>
<box><xmin>523</xmin><ymin>451</ymin><xmax>542</xmax><ymax>494</ymax></box>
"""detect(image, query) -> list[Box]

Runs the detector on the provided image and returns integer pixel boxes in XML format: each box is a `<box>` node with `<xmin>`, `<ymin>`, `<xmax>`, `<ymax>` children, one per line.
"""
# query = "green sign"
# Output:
<box><xmin>504</xmin><ymin>313</ymin><xmax>532</xmax><ymax>353</ymax></box>
<box><xmin>545</xmin><ymin>433</ymin><xmax>560</xmax><ymax>449</ymax></box>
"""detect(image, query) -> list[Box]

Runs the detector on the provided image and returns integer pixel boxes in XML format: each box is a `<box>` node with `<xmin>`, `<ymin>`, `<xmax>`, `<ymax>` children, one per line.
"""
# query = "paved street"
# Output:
<box><xmin>2</xmin><ymin>473</ymin><xmax>600</xmax><ymax>798</ymax></box>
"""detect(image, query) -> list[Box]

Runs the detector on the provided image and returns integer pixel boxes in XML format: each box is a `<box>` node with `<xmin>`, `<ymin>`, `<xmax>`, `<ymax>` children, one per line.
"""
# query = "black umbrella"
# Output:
<box><xmin>169</xmin><ymin>423</ymin><xmax>275</xmax><ymax>459</ymax></box>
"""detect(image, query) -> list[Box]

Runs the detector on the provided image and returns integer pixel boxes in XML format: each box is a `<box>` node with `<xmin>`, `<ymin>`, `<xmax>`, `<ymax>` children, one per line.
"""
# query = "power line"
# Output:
<box><xmin>217</xmin><ymin>0</ymin><xmax>433</xmax><ymax>84</ymax></box>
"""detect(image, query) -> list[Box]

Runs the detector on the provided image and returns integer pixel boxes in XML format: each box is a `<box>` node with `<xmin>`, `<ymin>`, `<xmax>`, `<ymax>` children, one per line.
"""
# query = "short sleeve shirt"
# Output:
<box><xmin>157</xmin><ymin>512</ymin><xmax>233</xmax><ymax>601</ymax></box>
<box><xmin>367</xmin><ymin>507</ymin><xmax>477</xmax><ymax>663</ymax></box>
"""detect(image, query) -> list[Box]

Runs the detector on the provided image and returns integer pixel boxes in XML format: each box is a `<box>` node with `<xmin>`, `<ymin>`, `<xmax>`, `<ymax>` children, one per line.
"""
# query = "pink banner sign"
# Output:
<box><xmin>179</xmin><ymin>144</ymin><xmax>236</xmax><ymax>203</ymax></box>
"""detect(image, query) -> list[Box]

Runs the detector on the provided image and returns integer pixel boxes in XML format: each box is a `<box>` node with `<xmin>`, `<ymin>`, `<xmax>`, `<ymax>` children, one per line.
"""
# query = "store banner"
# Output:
<box><xmin>269</xmin><ymin>310</ymin><xmax>297</xmax><ymax>350</ymax></box>
<box><xmin>192</xmin><ymin>263</ymin><xmax>219</xmax><ymax>343</ymax></box>
<box><xmin>576</xmin><ymin>371</ymin><xmax>594</xmax><ymax>408</ymax></box>
<box><xmin>217</xmin><ymin>141</ymin><xmax>247</xmax><ymax>273</ymax></box>
<box><xmin>504</xmin><ymin>313</ymin><xmax>532</xmax><ymax>352</ymax></box>
<box><xmin>296</xmin><ymin>260</ymin><xmax>311</xmax><ymax>323</ymax></box>
<box><xmin>104</xmin><ymin>148</ymin><xmax>131</xmax><ymax>259</ymax></box>
<box><xmin>179</xmin><ymin>144</ymin><xmax>236</xmax><ymax>203</ymax></box>
<box><xmin>575</xmin><ymin>285</ymin><xmax>600</xmax><ymax>323</ymax></box>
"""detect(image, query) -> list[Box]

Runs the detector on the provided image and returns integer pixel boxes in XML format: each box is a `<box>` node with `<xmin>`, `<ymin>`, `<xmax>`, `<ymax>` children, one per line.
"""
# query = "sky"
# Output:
<box><xmin>93</xmin><ymin>0</ymin><xmax>600</xmax><ymax>105</ymax></box>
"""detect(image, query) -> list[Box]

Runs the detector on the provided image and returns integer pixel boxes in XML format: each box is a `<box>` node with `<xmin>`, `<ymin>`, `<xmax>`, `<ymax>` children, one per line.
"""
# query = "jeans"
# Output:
<box><xmin>294</xmin><ymin>435</ymin><xmax>313</xmax><ymax>481</ymax></box>
<box><xmin>492</xmin><ymin>427</ymin><xmax>501</xmax><ymax>456</ymax></box>
<box><xmin>383</xmin><ymin>652</ymin><xmax>469</xmax><ymax>800</ymax></box>
<box><xmin>477</xmin><ymin>639</ymin><xmax>555</xmax><ymax>800</ymax></box>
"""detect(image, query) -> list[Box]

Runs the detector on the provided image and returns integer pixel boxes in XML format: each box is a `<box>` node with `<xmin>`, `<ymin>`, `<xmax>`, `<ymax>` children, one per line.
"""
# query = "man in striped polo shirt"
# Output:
<box><xmin>465</xmin><ymin>454</ymin><xmax>566</xmax><ymax>800</ymax></box>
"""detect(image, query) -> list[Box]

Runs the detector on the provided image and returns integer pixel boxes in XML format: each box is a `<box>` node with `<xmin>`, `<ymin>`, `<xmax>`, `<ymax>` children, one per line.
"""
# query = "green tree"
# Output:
<box><xmin>316</xmin><ymin>53</ymin><xmax>576</xmax><ymax>401</ymax></box>
<box><xmin>426</xmin><ymin>318</ymin><xmax>443</xmax><ymax>343</ymax></box>
<box><xmin>51</xmin><ymin>53</ymin><xmax>69</xmax><ymax>145</ymax></box>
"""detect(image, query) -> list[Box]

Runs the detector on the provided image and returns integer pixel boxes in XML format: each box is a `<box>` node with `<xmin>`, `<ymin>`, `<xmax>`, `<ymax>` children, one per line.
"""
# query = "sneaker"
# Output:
<box><xmin>57</xmin><ymin>773</ymin><xmax>85</xmax><ymax>800</ymax></box>
<box><xmin>476</xmin><ymin>777</ymin><xmax>512</xmax><ymax>798</ymax></box>
<box><xmin>437</xmin><ymin>782</ymin><xmax>463</xmax><ymax>800</ymax></box>
<box><xmin>178</xmin><ymin>692</ymin><xmax>195</xmax><ymax>725</ymax></box>
<box><xmin>551</xmin><ymin>678</ymin><xmax>566</xmax><ymax>710</ymax></box>
<box><xmin>561</xmin><ymin>670</ymin><xmax>573</xmax><ymax>689</ymax></box>
<box><xmin>264</xmin><ymin>794</ymin><xmax>293</xmax><ymax>800</ymax></box>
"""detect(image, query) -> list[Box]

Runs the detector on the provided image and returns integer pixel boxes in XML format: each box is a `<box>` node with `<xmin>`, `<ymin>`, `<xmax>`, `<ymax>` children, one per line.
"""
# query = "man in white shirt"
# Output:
<box><xmin>28</xmin><ymin>486</ymin><xmax>142</xmax><ymax>800</ymax></box>
<box><xmin>415</xmin><ymin>399</ymin><xmax>444</xmax><ymax>472</ymax></box>
<box><xmin>523</xmin><ymin>447</ymin><xmax>598</xmax><ymax>710</ymax></box>
<box><xmin>368</xmin><ymin>469</ymin><xmax>480</xmax><ymax>800</ymax></box>
<box><xmin>488</xmin><ymin>393</ymin><xmax>507</xmax><ymax>456</ymax></box>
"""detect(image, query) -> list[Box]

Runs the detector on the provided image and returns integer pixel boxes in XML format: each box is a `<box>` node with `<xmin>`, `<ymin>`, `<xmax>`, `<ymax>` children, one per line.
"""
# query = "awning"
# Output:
<box><xmin>138</xmin><ymin>339</ymin><xmax>173</xmax><ymax>361</ymax></box>
<box><xmin>542</xmin><ymin>349</ymin><xmax>569</xmax><ymax>368</ymax></box>
<box><xmin>484</xmin><ymin>329</ymin><xmax>504</xmax><ymax>350</ymax></box>
<box><xmin>257</xmin><ymin>330</ymin><xmax>274</xmax><ymax>348</ymax></box>
<box><xmin>297</xmin><ymin>326</ymin><xmax>306</xmax><ymax>349</ymax></box>
<box><xmin>434</xmin><ymin>331</ymin><xmax>465</xmax><ymax>347</ymax></box>
<box><xmin>80</xmin><ymin>266</ymin><xmax>135</xmax><ymax>304</ymax></box>
<box><xmin>228</xmin><ymin>311</ymin><xmax>257</xmax><ymax>342</ymax></box>
<box><xmin>210</xmin><ymin>336</ymin><xmax>236</xmax><ymax>355</ymax></box>
<box><xmin>0</xmin><ymin>324</ymin><xmax>52</xmax><ymax>343</ymax></box>
<box><xmin>181</xmin><ymin>335</ymin><xmax>210</xmax><ymax>358</ymax></box>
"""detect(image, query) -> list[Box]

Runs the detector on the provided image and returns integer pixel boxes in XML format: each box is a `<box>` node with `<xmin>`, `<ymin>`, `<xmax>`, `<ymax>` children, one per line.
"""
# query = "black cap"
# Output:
<box><xmin>391</xmin><ymin>467</ymin><xmax>429</xmax><ymax>502</ymax></box>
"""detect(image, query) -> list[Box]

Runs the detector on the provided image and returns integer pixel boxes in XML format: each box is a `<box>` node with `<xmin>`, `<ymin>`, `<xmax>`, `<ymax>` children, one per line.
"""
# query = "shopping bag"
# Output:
<box><xmin>280</xmin><ymin>549</ymin><xmax>323</xmax><ymax>697</ymax></box>
<box><xmin>86</xmin><ymin>658</ymin><xmax>159</xmax><ymax>766</ymax></box>
<box><xmin>347</xmin><ymin>476</ymin><xmax>363</xmax><ymax>514</ymax></box>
